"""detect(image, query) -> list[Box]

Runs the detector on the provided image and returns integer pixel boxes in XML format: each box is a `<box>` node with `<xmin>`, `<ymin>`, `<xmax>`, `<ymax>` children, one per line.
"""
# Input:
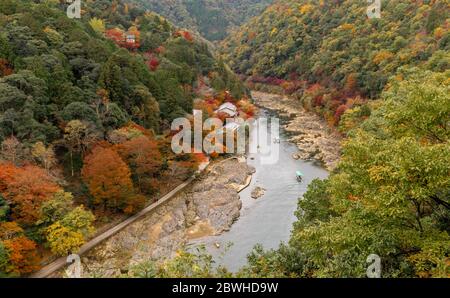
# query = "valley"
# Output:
<box><xmin>0</xmin><ymin>0</ymin><xmax>448</xmax><ymax>279</ymax></box>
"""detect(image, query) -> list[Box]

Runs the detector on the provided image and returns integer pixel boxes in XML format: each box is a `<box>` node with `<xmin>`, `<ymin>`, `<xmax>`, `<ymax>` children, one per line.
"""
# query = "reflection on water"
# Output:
<box><xmin>189</xmin><ymin>110</ymin><xmax>329</xmax><ymax>272</ymax></box>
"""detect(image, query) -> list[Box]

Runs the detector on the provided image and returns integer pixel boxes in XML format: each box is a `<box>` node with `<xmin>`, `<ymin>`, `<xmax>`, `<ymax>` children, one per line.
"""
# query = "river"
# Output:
<box><xmin>189</xmin><ymin>109</ymin><xmax>329</xmax><ymax>272</ymax></box>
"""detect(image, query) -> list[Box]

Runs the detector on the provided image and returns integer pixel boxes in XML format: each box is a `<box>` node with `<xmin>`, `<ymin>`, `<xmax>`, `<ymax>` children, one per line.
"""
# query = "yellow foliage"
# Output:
<box><xmin>340</xmin><ymin>23</ymin><xmax>355</xmax><ymax>33</ymax></box>
<box><xmin>45</xmin><ymin>222</ymin><xmax>85</xmax><ymax>256</ymax></box>
<box><xmin>299</xmin><ymin>4</ymin><xmax>313</xmax><ymax>14</ymax></box>
<box><xmin>368</xmin><ymin>165</ymin><xmax>393</xmax><ymax>182</ymax></box>
<box><xmin>373</xmin><ymin>50</ymin><xmax>394</xmax><ymax>65</ymax></box>
<box><xmin>89</xmin><ymin>17</ymin><xmax>106</xmax><ymax>34</ymax></box>
<box><xmin>434</xmin><ymin>27</ymin><xmax>445</xmax><ymax>39</ymax></box>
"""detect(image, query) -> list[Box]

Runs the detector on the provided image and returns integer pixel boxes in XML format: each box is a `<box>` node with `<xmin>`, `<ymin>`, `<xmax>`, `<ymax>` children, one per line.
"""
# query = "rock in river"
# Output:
<box><xmin>251</xmin><ymin>186</ymin><xmax>266</xmax><ymax>199</ymax></box>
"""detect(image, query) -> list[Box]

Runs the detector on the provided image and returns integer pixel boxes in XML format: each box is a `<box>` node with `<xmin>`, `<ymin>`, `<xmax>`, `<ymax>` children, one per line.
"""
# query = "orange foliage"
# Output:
<box><xmin>334</xmin><ymin>104</ymin><xmax>348</xmax><ymax>125</ymax></box>
<box><xmin>194</xmin><ymin>101</ymin><xmax>215</xmax><ymax>117</ymax></box>
<box><xmin>174</xmin><ymin>30</ymin><xmax>194</xmax><ymax>42</ymax></box>
<box><xmin>105</xmin><ymin>28</ymin><xmax>125</xmax><ymax>45</ymax></box>
<box><xmin>82</xmin><ymin>146</ymin><xmax>134</xmax><ymax>211</ymax></box>
<box><xmin>344</xmin><ymin>73</ymin><xmax>358</xmax><ymax>93</ymax></box>
<box><xmin>193</xmin><ymin>153</ymin><xmax>208</xmax><ymax>164</ymax></box>
<box><xmin>306</xmin><ymin>83</ymin><xmax>322</xmax><ymax>93</ymax></box>
<box><xmin>348</xmin><ymin>194</ymin><xmax>360</xmax><ymax>202</ymax></box>
<box><xmin>0</xmin><ymin>163</ymin><xmax>17</xmax><ymax>193</ymax></box>
<box><xmin>373</xmin><ymin>50</ymin><xmax>394</xmax><ymax>65</ymax></box>
<box><xmin>115</xmin><ymin>135</ymin><xmax>163</xmax><ymax>194</ymax></box>
<box><xmin>3</xmin><ymin>236</ymin><xmax>40</xmax><ymax>275</ymax></box>
<box><xmin>173</xmin><ymin>153</ymin><xmax>200</xmax><ymax>172</ymax></box>
<box><xmin>0</xmin><ymin>164</ymin><xmax>60</xmax><ymax>225</ymax></box>
<box><xmin>0</xmin><ymin>222</ymin><xmax>23</xmax><ymax>240</ymax></box>
<box><xmin>237</xmin><ymin>100</ymin><xmax>256</xmax><ymax>118</ymax></box>
<box><xmin>0</xmin><ymin>59</ymin><xmax>13</xmax><ymax>77</ymax></box>
<box><xmin>123</xmin><ymin>194</ymin><xmax>145</xmax><ymax>214</ymax></box>
<box><xmin>105</xmin><ymin>27</ymin><xmax>140</xmax><ymax>50</ymax></box>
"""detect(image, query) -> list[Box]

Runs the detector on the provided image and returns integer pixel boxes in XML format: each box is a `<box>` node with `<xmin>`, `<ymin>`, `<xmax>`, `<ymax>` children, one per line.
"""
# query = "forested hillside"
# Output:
<box><xmin>127</xmin><ymin>0</ymin><xmax>273</xmax><ymax>41</ymax></box>
<box><xmin>221</xmin><ymin>0</ymin><xmax>449</xmax><ymax>127</ymax></box>
<box><xmin>0</xmin><ymin>0</ymin><xmax>247</xmax><ymax>276</ymax></box>
<box><xmin>240</xmin><ymin>69</ymin><xmax>450</xmax><ymax>278</ymax></box>
<box><xmin>216</xmin><ymin>0</ymin><xmax>450</xmax><ymax>278</ymax></box>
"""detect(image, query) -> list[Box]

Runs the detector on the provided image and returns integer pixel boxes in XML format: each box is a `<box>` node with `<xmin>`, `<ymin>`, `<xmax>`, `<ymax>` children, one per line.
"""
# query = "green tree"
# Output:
<box><xmin>39</xmin><ymin>191</ymin><xmax>75</xmax><ymax>226</ymax></box>
<box><xmin>0</xmin><ymin>194</ymin><xmax>9</xmax><ymax>222</ymax></box>
<box><xmin>0</xmin><ymin>241</ymin><xmax>9</xmax><ymax>276</ymax></box>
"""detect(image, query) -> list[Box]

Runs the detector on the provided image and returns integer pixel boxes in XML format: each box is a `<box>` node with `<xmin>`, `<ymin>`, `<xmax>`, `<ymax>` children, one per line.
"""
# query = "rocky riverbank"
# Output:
<box><xmin>252</xmin><ymin>91</ymin><xmax>341</xmax><ymax>170</ymax></box>
<box><xmin>52</xmin><ymin>158</ymin><xmax>254</xmax><ymax>277</ymax></box>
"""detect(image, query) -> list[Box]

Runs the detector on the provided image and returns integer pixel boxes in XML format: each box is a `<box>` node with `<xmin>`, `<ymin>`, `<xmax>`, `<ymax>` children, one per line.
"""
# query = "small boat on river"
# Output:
<box><xmin>296</xmin><ymin>171</ymin><xmax>304</xmax><ymax>182</ymax></box>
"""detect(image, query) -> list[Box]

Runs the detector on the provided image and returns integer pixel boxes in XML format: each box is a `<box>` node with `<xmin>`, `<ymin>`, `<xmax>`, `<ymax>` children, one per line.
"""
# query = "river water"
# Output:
<box><xmin>189</xmin><ymin>109</ymin><xmax>329</xmax><ymax>272</ymax></box>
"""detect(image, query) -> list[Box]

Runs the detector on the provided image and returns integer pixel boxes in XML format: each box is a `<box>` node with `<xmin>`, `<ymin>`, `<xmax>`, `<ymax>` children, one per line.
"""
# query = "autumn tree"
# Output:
<box><xmin>40</xmin><ymin>191</ymin><xmax>95</xmax><ymax>256</ymax></box>
<box><xmin>45</xmin><ymin>222</ymin><xmax>85</xmax><ymax>256</ymax></box>
<box><xmin>2</xmin><ymin>236</ymin><xmax>40</xmax><ymax>275</ymax></box>
<box><xmin>59</xmin><ymin>206</ymin><xmax>95</xmax><ymax>238</ymax></box>
<box><xmin>0</xmin><ymin>58</ymin><xmax>13</xmax><ymax>78</ymax></box>
<box><xmin>31</xmin><ymin>142</ymin><xmax>56</xmax><ymax>174</ymax></box>
<box><xmin>39</xmin><ymin>191</ymin><xmax>95</xmax><ymax>237</ymax></box>
<box><xmin>81</xmin><ymin>145</ymin><xmax>135</xmax><ymax>212</ymax></box>
<box><xmin>116</xmin><ymin>135</ymin><xmax>162</xmax><ymax>194</ymax></box>
<box><xmin>0</xmin><ymin>164</ymin><xmax>60</xmax><ymax>226</ymax></box>
<box><xmin>89</xmin><ymin>18</ymin><xmax>106</xmax><ymax>34</ymax></box>
<box><xmin>105</xmin><ymin>28</ymin><xmax>125</xmax><ymax>47</ymax></box>
<box><xmin>0</xmin><ymin>222</ymin><xmax>40</xmax><ymax>275</ymax></box>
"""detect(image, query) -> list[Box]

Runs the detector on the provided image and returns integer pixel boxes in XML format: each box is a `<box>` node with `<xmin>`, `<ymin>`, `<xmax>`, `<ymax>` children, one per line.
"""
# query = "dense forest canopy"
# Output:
<box><xmin>0</xmin><ymin>0</ymin><xmax>246</xmax><ymax>146</ymax></box>
<box><xmin>221</xmin><ymin>0</ymin><xmax>449</xmax><ymax>127</ymax></box>
<box><xmin>0</xmin><ymin>0</ymin><xmax>248</xmax><ymax>277</ymax></box>
<box><xmin>0</xmin><ymin>0</ymin><xmax>448</xmax><ymax>279</ymax></box>
<box><xmin>127</xmin><ymin>0</ymin><xmax>274</xmax><ymax>41</ymax></box>
<box><xmin>222</xmin><ymin>0</ymin><xmax>449</xmax><ymax>90</ymax></box>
